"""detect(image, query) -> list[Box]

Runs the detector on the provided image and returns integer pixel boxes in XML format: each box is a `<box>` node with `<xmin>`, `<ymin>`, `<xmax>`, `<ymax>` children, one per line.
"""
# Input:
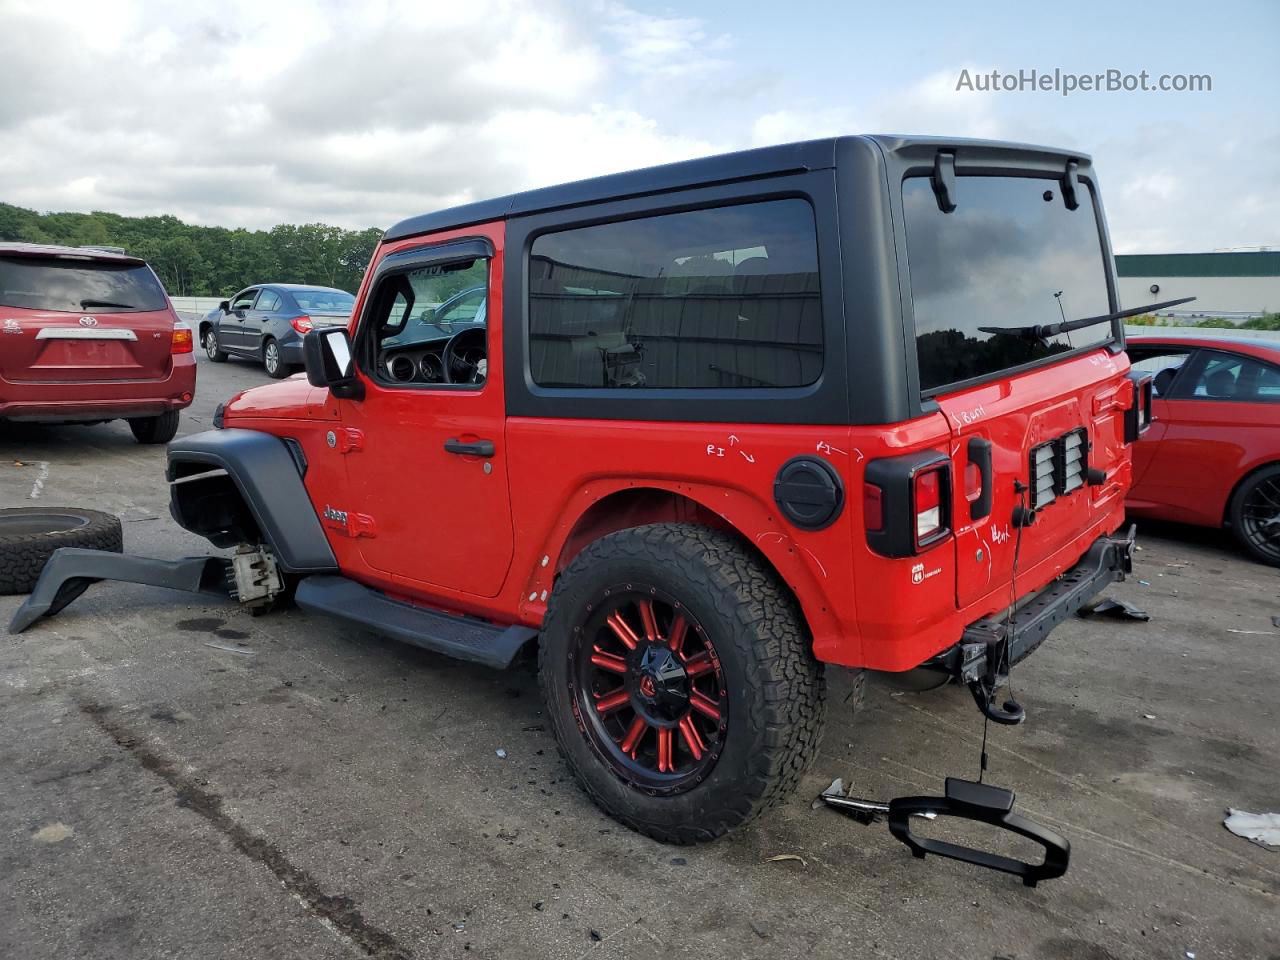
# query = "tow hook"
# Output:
<box><xmin>821</xmin><ymin>777</ymin><xmax>1070</xmax><ymax>886</ymax></box>
<box><xmin>958</xmin><ymin>635</ymin><xmax>1026</xmax><ymax>725</ymax></box>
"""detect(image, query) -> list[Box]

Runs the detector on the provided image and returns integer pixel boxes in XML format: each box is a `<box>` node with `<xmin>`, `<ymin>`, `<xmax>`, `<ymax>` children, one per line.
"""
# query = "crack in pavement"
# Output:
<box><xmin>77</xmin><ymin>700</ymin><xmax>414</xmax><ymax>960</ymax></box>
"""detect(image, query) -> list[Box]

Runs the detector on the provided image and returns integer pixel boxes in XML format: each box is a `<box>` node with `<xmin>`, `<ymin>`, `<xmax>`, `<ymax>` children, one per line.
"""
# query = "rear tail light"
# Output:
<box><xmin>1124</xmin><ymin>372</ymin><xmax>1154</xmax><ymax>443</ymax></box>
<box><xmin>291</xmin><ymin>315</ymin><xmax>314</xmax><ymax>334</ymax></box>
<box><xmin>171</xmin><ymin>328</ymin><xmax>193</xmax><ymax>354</ymax></box>
<box><xmin>864</xmin><ymin>450</ymin><xmax>952</xmax><ymax>557</ymax></box>
<box><xmin>913</xmin><ymin>465</ymin><xmax>948</xmax><ymax>548</ymax></box>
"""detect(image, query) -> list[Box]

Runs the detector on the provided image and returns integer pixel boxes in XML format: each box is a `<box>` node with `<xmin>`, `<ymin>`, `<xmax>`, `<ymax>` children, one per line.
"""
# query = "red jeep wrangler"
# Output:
<box><xmin>13</xmin><ymin>137</ymin><xmax>1149</xmax><ymax>847</ymax></box>
<box><xmin>0</xmin><ymin>243</ymin><xmax>195</xmax><ymax>443</ymax></box>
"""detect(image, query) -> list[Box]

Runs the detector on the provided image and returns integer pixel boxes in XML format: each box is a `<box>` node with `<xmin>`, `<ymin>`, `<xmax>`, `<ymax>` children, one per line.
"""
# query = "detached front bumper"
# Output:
<box><xmin>932</xmin><ymin>524</ymin><xmax>1137</xmax><ymax>686</ymax></box>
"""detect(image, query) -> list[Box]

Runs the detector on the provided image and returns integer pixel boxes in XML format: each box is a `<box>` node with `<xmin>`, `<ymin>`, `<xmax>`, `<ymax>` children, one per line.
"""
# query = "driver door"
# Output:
<box><xmin>222</xmin><ymin>287</ymin><xmax>259</xmax><ymax>354</ymax></box>
<box><xmin>336</xmin><ymin>230</ymin><xmax>515</xmax><ymax>599</ymax></box>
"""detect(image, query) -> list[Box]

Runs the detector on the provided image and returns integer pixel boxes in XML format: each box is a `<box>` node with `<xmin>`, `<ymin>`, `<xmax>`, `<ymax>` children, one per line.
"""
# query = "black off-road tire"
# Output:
<box><xmin>128</xmin><ymin>410</ymin><xmax>180</xmax><ymax>444</ymax></box>
<box><xmin>0</xmin><ymin>507</ymin><xmax>123</xmax><ymax>595</ymax></box>
<box><xmin>204</xmin><ymin>326</ymin><xmax>228</xmax><ymax>362</ymax></box>
<box><xmin>539</xmin><ymin>523</ymin><xmax>827</xmax><ymax>843</ymax></box>
<box><xmin>1228</xmin><ymin>464</ymin><xmax>1280</xmax><ymax>567</ymax></box>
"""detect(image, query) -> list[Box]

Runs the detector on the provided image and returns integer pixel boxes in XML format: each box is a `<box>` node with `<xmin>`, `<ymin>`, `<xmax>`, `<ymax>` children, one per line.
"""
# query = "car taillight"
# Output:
<box><xmin>913</xmin><ymin>466</ymin><xmax>947</xmax><ymax>548</ymax></box>
<box><xmin>864</xmin><ymin>451</ymin><xmax>952</xmax><ymax>557</ymax></box>
<box><xmin>291</xmin><ymin>315</ymin><xmax>313</xmax><ymax>334</ymax></box>
<box><xmin>171</xmin><ymin>328</ymin><xmax>193</xmax><ymax>354</ymax></box>
<box><xmin>863</xmin><ymin>483</ymin><xmax>884</xmax><ymax>532</ymax></box>
<box><xmin>1124</xmin><ymin>372</ymin><xmax>1154</xmax><ymax>443</ymax></box>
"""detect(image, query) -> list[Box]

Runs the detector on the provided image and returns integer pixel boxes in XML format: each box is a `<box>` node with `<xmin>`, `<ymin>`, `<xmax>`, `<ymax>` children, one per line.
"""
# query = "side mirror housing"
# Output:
<box><xmin>304</xmin><ymin>327</ymin><xmax>364</xmax><ymax>399</ymax></box>
<box><xmin>218</xmin><ymin>299</ymin><xmax>230</xmax><ymax>313</ymax></box>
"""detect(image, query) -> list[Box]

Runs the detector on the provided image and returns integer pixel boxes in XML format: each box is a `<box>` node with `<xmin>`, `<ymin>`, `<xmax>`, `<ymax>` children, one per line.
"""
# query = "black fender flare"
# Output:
<box><xmin>167</xmin><ymin>428</ymin><xmax>337</xmax><ymax>573</ymax></box>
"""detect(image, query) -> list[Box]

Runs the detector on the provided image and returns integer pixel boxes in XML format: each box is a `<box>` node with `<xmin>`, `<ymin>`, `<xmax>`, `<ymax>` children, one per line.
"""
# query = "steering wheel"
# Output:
<box><xmin>443</xmin><ymin>327</ymin><xmax>487</xmax><ymax>384</ymax></box>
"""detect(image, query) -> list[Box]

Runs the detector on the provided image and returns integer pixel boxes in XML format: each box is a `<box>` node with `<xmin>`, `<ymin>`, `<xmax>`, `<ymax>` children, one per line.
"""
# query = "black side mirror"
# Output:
<box><xmin>303</xmin><ymin>327</ymin><xmax>364</xmax><ymax>399</ymax></box>
<box><xmin>218</xmin><ymin>299</ymin><xmax>230</xmax><ymax>313</ymax></box>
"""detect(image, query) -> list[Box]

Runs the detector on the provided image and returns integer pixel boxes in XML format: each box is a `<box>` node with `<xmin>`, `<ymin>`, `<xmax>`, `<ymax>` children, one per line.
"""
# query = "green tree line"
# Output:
<box><xmin>0</xmin><ymin>202</ymin><xmax>383</xmax><ymax>297</ymax></box>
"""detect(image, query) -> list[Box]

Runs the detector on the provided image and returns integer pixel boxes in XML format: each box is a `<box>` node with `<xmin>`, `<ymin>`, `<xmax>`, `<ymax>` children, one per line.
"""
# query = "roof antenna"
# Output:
<box><xmin>931</xmin><ymin>152</ymin><xmax>957</xmax><ymax>213</ymax></box>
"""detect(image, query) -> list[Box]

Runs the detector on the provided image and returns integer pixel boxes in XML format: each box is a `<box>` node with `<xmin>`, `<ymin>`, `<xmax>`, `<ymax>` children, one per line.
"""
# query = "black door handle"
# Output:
<box><xmin>443</xmin><ymin>438</ymin><xmax>495</xmax><ymax>457</ymax></box>
<box><xmin>968</xmin><ymin>436</ymin><xmax>993</xmax><ymax>520</ymax></box>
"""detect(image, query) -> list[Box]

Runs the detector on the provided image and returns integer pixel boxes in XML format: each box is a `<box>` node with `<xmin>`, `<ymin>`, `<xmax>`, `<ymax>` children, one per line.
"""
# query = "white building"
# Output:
<box><xmin>1115</xmin><ymin>251</ymin><xmax>1279</xmax><ymax>320</ymax></box>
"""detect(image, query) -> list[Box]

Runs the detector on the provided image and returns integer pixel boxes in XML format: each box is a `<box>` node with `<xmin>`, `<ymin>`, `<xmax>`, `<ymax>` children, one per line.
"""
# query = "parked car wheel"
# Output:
<box><xmin>204</xmin><ymin>327</ymin><xmax>228</xmax><ymax>362</ymax></box>
<box><xmin>539</xmin><ymin>523</ymin><xmax>826</xmax><ymax>844</ymax></box>
<box><xmin>0</xmin><ymin>507</ymin><xmax>123</xmax><ymax>595</ymax></box>
<box><xmin>263</xmin><ymin>337</ymin><xmax>288</xmax><ymax>379</ymax></box>
<box><xmin>1229</xmin><ymin>464</ymin><xmax>1280</xmax><ymax>567</ymax></box>
<box><xmin>128</xmin><ymin>410</ymin><xmax>180</xmax><ymax>445</ymax></box>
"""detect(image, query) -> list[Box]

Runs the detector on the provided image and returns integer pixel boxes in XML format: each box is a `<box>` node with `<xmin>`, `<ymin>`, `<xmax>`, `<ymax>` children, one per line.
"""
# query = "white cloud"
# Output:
<box><xmin>0</xmin><ymin>6</ymin><xmax>1275</xmax><ymax>255</ymax></box>
<box><xmin>0</xmin><ymin>0</ymin><xmax>726</xmax><ymax>229</ymax></box>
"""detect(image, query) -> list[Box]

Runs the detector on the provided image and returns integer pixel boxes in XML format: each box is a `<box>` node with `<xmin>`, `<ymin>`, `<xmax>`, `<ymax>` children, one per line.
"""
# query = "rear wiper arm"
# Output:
<box><xmin>80</xmin><ymin>299</ymin><xmax>135</xmax><ymax>309</ymax></box>
<box><xmin>978</xmin><ymin>296</ymin><xmax>1196</xmax><ymax>340</ymax></box>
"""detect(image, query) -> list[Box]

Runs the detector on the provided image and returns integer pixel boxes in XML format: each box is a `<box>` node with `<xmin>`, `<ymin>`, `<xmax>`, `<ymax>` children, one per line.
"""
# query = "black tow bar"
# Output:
<box><xmin>822</xmin><ymin>777</ymin><xmax>1070</xmax><ymax>886</ymax></box>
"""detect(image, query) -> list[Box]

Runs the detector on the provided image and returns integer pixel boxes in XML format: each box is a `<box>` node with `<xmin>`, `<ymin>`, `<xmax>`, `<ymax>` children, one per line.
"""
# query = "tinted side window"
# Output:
<box><xmin>1182</xmin><ymin>351</ymin><xmax>1280</xmax><ymax>402</ymax></box>
<box><xmin>528</xmin><ymin>199</ymin><xmax>822</xmax><ymax>389</ymax></box>
<box><xmin>1127</xmin><ymin>348</ymin><xmax>1191</xmax><ymax>396</ymax></box>
<box><xmin>256</xmin><ymin>291</ymin><xmax>281</xmax><ymax>312</ymax></box>
<box><xmin>231</xmin><ymin>289</ymin><xmax>258</xmax><ymax>311</ymax></box>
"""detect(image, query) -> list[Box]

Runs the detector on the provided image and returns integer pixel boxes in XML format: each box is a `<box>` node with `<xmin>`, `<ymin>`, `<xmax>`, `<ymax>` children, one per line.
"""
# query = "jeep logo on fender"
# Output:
<box><xmin>79</xmin><ymin>315</ymin><xmax>98</xmax><ymax>326</ymax></box>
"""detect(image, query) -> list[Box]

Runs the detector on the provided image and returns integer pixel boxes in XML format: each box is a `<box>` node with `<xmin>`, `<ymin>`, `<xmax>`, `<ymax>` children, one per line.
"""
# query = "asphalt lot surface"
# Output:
<box><xmin>2</xmin><ymin>349</ymin><xmax>1277</xmax><ymax>960</ymax></box>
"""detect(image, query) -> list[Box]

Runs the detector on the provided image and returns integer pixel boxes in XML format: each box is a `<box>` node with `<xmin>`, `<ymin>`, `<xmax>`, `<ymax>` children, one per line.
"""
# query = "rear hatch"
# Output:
<box><xmin>0</xmin><ymin>252</ymin><xmax>175</xmax><ymax>383</ymax></box>
<box><xmin>900</xmin><ymin>167</ymin><xmax>1128</xmax><ymax>607</ymax></box>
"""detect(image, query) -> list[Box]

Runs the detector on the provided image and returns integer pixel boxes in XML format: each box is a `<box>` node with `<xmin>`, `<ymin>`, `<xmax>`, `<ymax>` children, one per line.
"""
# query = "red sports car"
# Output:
<box><xmin>0</xmin><ymin>243</ymin><xmax>195</xmax><ymax>443</ymax></box>
<box><xmin>1126</xmin><ymin>334</ymin><xmax>1280</xmax><ymax>565</ymax></box>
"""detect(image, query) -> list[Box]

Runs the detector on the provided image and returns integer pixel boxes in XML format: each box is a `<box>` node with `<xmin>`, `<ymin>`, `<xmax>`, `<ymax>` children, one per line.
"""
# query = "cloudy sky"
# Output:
<box><xmin>1</xmin><ymin>0</ymin><xmax>1276</xmax><ymax>252</ymax></box>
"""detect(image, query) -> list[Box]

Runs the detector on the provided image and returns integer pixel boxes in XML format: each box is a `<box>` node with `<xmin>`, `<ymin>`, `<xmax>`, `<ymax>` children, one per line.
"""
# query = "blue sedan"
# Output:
<box><xmin>200</xmin><ymin>284</ymin><xmax>355</xmax><ymax>378</ymax></box>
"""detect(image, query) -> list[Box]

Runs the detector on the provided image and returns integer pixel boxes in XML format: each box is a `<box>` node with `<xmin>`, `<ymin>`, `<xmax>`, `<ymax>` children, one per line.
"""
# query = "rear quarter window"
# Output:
<box><xmin>0</xmin><ymin>256</ymin><xmax>168</xmax><ymax>313</ymax></box>
<box><xmin>527</xmin><ymin>198</ymin><xmax>822</xmax><ymax>389</ymax></box>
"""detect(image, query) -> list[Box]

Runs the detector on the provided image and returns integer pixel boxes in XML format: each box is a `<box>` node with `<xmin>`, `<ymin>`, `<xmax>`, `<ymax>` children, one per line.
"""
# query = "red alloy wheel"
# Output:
<box><xmin>570</xmin><ymin>585</ymin><xmax>727</xmax><ymax>794</ymax></box>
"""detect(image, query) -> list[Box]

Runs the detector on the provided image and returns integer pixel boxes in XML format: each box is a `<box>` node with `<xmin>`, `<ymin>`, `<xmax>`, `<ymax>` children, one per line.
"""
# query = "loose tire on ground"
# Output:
<box><xmin>128</xmin><ymin>409</ymin><xmax>180</xmax><ymax>444</ymax></box>
<box><xmin>0</xmin><ymin>507</ymin><xmax>123</xmax><ymax>595</ymax></box>
<box><xmin>1228</xmin><ymin>463</ymin><xmax>1280</xmax><ymax>567</ymax></box>
<box><xmin>539</xmin><ymin>523</ymin><xmax>827</xmax><ymax>844</ymax></box>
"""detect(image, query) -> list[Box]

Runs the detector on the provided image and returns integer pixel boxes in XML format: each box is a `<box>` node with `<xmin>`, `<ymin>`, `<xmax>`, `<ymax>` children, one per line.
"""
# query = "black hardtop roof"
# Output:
<box><xmin>384</xmin><ymin>134</ymin><xmax>1091</xmax><ymax>242</ymax></box>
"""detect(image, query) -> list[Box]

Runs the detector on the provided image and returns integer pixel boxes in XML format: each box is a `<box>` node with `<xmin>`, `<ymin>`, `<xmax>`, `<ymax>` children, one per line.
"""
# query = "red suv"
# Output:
<box><xmin>0</xmin><ymin>243</ymin><xmax>195</xmax><ymax>443</ymax></box>
<box><xmin>13</xmin><ymin>137</ymin><xmax>1149</xmax><ymax>844</ymax></box>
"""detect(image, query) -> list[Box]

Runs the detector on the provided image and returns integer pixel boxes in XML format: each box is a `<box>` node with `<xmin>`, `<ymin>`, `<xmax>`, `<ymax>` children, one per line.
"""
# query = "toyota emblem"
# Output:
<box><xmin>79</xmin><ymin>316</ymin><xmax>98</xmax><ymax>326</ymax></box>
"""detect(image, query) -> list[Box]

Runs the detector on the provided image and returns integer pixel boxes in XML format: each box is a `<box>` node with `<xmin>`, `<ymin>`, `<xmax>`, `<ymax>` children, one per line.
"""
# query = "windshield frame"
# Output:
<box><xmin>891</xmin><ymin>161</ymin><xmax>1122</xmax><ymax>402</ymax></box>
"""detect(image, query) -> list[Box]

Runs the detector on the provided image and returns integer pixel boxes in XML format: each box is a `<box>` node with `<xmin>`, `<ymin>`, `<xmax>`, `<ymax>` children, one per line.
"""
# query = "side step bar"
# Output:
<box><xmin>294</xmin><ymin>575</ymin><xmax>537</xmax><ymax>670</ymax></box>
<box><xmin>9</xmin><ymin>548</ymin><xmax>230</xmax><ymax>634</ymax></box>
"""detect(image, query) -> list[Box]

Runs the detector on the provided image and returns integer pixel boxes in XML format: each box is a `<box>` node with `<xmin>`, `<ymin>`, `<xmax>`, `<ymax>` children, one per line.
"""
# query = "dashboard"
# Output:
<box><xmin>384</xmin><ymin>342</ymin><xmax>447</xmax><ymax>384</ymax></box>
<box><xmin>379</xmin><ymin>327</ymin><xmax>487</xmax><ymax>385</ymax></box>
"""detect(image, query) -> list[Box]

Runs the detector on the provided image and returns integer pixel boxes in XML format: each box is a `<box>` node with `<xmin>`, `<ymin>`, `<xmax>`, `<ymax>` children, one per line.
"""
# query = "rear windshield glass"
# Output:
<box><xmin>0</xmin><ymin>256</ymin><xmax>168</xmax><ymax>313</ymax></box>
<box><xmin>902</xmin><ymin>175</ymin><xmax>1112</xmax><ymax>393</ymax></box>
<box><xmin>293</xmin><ymin>289</ymin><xmax>355</xmax><ymax>312</ymax></box>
